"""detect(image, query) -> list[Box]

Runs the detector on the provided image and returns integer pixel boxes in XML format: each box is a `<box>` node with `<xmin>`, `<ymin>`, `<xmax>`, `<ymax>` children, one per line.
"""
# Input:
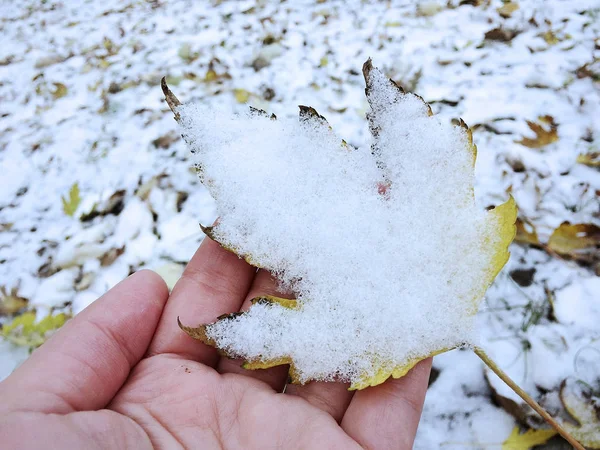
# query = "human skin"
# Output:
<box><xmin>0</xmin><ymin>237</ymin><xmax>431</xmax><ymax>449</ymax></box>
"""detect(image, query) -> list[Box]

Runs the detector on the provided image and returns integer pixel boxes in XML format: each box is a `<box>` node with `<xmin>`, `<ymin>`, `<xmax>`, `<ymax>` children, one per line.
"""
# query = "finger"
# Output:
<box><xmin>285</xmin><ymin>381</ymin><xmax>353</xmax><ymax>423</ymax></box>
<box><xmin>147</xmin><ymin>237</ymin><xmax>255</xmax><ymax>366</ymax></box>
<box><xmin>341</xmin><ymin>358</ymin><xmax>432</xmax><ymax>450</ymax></box>
<box><xmin>0</xmin><ymin>270</ymin><xmax>169</xmax><ymax>415</ymax></box>
<box><xmin>217</xmin><ymin>270</ymin><xmax>290</xmax><ymax>391</ymax></box>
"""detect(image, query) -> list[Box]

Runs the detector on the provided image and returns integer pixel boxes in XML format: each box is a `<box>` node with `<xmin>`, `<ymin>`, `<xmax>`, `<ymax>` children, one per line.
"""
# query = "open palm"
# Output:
<box><xmin>0</xmin><ymin>238</ymin><xmax>431</xmax><ymax>449</ymax></box>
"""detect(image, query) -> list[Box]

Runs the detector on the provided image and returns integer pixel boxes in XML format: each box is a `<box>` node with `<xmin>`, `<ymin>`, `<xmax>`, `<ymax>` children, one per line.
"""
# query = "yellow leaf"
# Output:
<box><xmin>61</xmin><ymin>183</ymin><xmax>81</xmax><ymax>217</ymax></box>
<box><xmin>576</xmin><ymin>151</ymin><xmax>600</xmax><ymax>168</ymax></box>
<box><xmin>1</xmin><ymin>311</ymin><xmax>70</xmax><ymax>348</ymax></box>
<box><xmin>497</xmin><ymin>2</ymin><xmax>519</xmax><ymax>18</ymax></box>
<box><xmin>502</xmin><ymin>426</ymin><xmax>557</xmax><ymax>450</ymax></box>
<box><xmin>541</xmin><ymin>30</ymin><xmax>559</xmax><ymax>46</ymax></box>
<box><xmin>0</xmin><ymin>286</ymin><xmax>28</xmax><ymax>315</ymax></box>
<box><xmin>547</xmin><ymin>223</ymin><xmax>600</xmax><ymax>263</ymax></box>
<box><xmin>51</xmin><ymin>82</ymin><xmax>68</xmax><ymax>99</ymax></box>
<box><xmin>515</xmin><ymin>116</ymin><xmax>559</xmax><ymax>149</ymax></box>
<box><xmin>233</xmin><ymin>88</ymin><xmax>251</xmax><ymax>103</ymax></box>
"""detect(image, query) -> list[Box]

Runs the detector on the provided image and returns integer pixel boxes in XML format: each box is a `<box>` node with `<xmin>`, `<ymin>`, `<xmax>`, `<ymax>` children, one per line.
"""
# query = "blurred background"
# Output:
<box><xmin>1</xmin><ymin>0</ymin><xmax>598</xmax><ymax>448</ymax></box>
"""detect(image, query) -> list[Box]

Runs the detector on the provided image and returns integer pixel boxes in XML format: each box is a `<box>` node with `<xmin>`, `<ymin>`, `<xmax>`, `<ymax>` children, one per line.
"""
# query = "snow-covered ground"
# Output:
<box><xmin>1</xmin><ymin>0</ymin><xmax>598</xmax><ymax>448</ymax></box>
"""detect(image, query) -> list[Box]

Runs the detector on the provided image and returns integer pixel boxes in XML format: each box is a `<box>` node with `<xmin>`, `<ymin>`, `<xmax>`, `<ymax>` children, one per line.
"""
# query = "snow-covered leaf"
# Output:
<box><xmin>170</xmin><ymin>60</ymin><xmax>517</xmax><ymax>389</ymax></box>
<box><xmin>560</xmin><ymin>379</ymin><xmax>600</xmax><ymax>449</ymax></box>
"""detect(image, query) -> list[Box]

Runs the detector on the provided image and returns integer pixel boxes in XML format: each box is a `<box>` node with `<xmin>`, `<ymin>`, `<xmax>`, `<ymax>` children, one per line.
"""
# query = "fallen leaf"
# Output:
<box><xmin>0</xmin><ymin>286</ymin><xmax>28</xmax><ymax>316</ymax></box>
<box><xmin>502</xmin><ymin>426</ymin><xmax>557</xmax><ymax>450</ymax></box>
<box><xmin>577</xmin><ymin>152</ymin><xmax>600</xmax><ymax>168</ymax></box>
<box><xmin>497</xmin><ymin>2</ymin><xmax>519</xmax><ymax>18</ymax></box>
<box><xmin>485</xmin><ymin>27</ymin><xmax>521</xmax><ymax>42</ymax></box>
<box><xmin>560</xmin><ymin>379</ymin><xmax>600</xmax><ymax>449</ymax></box>
<box><xmin>152</xmin><ymin>131</ymin><xmax>180</xmax><ymax>149</ymax></box>
<box><xmin>515</xmin><ymin>218</ymin><xmax>541</xmax><ymax>246</ymax></box>
<box><xmin>62</xmin><ymin>183</ymin><xmax>82</xmax><ymax>217</ymax></box>
<box><xmin>547</xmin><ymin>223</ymin><xmax>600</xmax><ymax>263</ymax></box>
<box><xmin>51</xmin><ymin>82</ymin><xmax>68</xmax><ymax>99</ymax></box>
<box><xmin>99</xmin><ymin>246</ymin><xmax>125</xmax><ymax>266</ymax></box>
<box><xmin>541</xmin><ymin>30</ymin><xmax>559</xmax><ymax>45</ymax></box>
<box><xmin>515</xmin><ymin>116</ymin><xmax>558</xmax><ymax>149</ymax></box>
<box><xmin>1</xmin><ymin>311</ymin><xmax>70</xmax><ymax>348</ymax></box>
<box><xmin>233</xmin><ymin>88</ymin><xmax>251</xmax><ymax>103</ymax></box>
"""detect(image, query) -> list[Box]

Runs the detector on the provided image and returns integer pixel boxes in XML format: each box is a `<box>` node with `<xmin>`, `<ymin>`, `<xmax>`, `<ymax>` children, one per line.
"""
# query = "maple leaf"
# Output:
<box><xmin>167</xmin><ymin>59</ymin><xmax>517</xmax><ymax>389</ymax></box>
<box><xmin>61</xmin><ymin>182</ymin><xmax>81</xmax><ymax>217</ymax></box>
<box><xmin>501</xmin><ymin>427</ymin><xmax>557</xmax><ymax>450</ymax></box>
<box><xmin>515</xmin><ymin>115</ymin><xmax>559</xmax><ymax>149</ymax></box>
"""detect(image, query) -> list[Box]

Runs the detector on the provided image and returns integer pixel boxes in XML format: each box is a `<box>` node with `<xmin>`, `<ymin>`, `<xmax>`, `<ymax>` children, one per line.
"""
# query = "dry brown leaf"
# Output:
<box><xmin>515</xmin><ymin>116</ymin><xmax>558</xmax><ymax>149</ymax></box>
<box><xmin>515</xmin><ymin>218</ymin><xmax>541</xmax><ymax>246</ymax></box>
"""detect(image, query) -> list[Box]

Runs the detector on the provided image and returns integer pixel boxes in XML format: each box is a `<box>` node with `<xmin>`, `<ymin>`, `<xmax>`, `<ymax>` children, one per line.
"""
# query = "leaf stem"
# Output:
<box><xmin>473</xmin><ymin>346</ymin><xmax>584</xmax><ymax>450</ymax></box>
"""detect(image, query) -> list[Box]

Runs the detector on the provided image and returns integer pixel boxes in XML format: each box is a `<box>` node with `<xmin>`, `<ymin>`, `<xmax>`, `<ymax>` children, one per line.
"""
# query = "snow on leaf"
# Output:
<box><xmin>170</xmin><ymin>60</ymin><xmax>517</xmax><ymax>389</ymax></box>
<box><xmin>501</xmin><ymin>427</ymin><xmax>557</xmax><ymax>450</ymax></box>
<box><xmin>560</xmin><ymin>379</ymin><xmax>600</xmax><ymax>449</ymax></box>
<box><xmin>515</xmin><ymin>116</ymin><xmax>559</xmax><ymax>149</ymax></box>
<box><xmin>61</xmin><ymin>183</ymin><xmax>82</xmax><ymax>217</ymax></box>
<box><xmin>1</xmin><ymin>311</ymin><xmax>70</xmax><ymax>348</ymax></box>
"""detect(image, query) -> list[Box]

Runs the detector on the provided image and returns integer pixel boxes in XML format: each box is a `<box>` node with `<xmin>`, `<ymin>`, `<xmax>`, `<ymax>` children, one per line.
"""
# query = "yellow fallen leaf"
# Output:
<box><xmin>502</xmin><ymin>426</ymin><xmax>557</xmax><ymax>450</ymax></box>
<box><xmin>515</xmin><ymin>116</ymin><xmax>558</xmax><ymax>149</ymax></box>
<box><xmin>1</xmin><ymin>311</ymin><xmax>70</xmax><ymax>348</ymax></box>
<box><xmin>576</xmin><ymin>152</ymin><xmax>600</xmax><ymax>168</ymax></box>
<box><xmin>233</xmin><ymin>88</ymin><xmax>251</xmax><ymax>103</ymax></box>
<box><xmin>0</xmin><ymin>286</ymin><xmax>28</xmax><ymax>316</ymax></box>
<box><xmin>547</xmin><ymin>223</ymin><xmax>600</xmax><ymax>260</ymax></box>
<box><xmin>51</xmin><ymin>82</ymin><xmax>68</xmax><ymax>99</ymax></box>
<box><xmin>61</xmin><ymin>182</ymin><xmax>81</xmax><ymax>217</ymax></box>
<box><xmin>497</xmin><ymin>2</ymin><xmax>519</xmax><ymax>19</ymax></box>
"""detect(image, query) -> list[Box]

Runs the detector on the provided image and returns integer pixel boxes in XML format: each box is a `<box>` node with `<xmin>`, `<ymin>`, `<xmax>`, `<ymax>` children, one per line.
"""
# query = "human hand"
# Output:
<box><xmin>0</xmin><ymin>238</ymin><xmax>431</xmax><ymax>449</ymax></box>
